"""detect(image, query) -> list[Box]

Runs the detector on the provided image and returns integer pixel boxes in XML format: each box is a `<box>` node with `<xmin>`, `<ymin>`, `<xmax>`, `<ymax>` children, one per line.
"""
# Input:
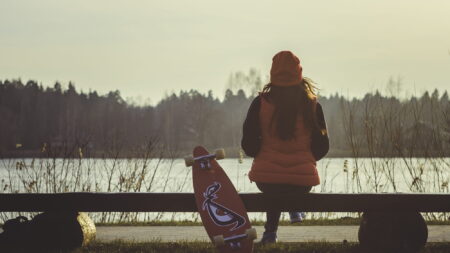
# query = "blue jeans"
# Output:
<box><xmin>256</xmin><ymin>182</ymin><xmax>312</xmax><ymax>233</ymax></box>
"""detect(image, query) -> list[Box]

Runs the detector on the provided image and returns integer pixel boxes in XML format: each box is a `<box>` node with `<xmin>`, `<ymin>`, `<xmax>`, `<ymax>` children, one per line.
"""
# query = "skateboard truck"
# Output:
<box><xmin>213</xmin><ymin>228</ymin><xmax>257</xmax><ymax>249</ymax></box>
<box><xmin>185</xmin><ymin>149</ymin><xmax>225</xmax><ymax>169</ymax></box>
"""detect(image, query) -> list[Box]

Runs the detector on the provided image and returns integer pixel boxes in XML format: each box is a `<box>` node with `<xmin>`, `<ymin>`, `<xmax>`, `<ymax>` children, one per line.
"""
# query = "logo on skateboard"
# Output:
<box><xmin>203</xmin><ymin>182</ymin><xmax>246</xmax><ymax>231</ymax></box>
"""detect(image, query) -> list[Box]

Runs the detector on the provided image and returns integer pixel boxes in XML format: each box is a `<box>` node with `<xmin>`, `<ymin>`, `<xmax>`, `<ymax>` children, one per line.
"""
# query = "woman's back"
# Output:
<box><xmin>258</xmin><ymin>93</ymin><xmax>314</xmax><ymax>154</ymax></box>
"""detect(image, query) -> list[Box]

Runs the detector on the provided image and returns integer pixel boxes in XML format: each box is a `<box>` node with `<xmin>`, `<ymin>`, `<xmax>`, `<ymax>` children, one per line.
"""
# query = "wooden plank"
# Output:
<box><xmin>0</xmin><ymin>193</ymin><xmax>449</xmax><ymax>212</ymax></box>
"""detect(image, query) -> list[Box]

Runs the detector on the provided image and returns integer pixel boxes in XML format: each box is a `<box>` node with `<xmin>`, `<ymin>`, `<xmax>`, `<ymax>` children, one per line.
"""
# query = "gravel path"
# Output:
<box><xmin>96</xmin><ymin>225</ymin><xmax>450</xmax><ymax>242</ymax></box>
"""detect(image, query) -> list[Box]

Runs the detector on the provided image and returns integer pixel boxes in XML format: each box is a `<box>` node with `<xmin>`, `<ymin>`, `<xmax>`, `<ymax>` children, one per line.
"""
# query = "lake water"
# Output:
<box><xmin>1</xmin><ymin>157</ymin><xmax>449</xmax><ymax>193</ymax></box>
<box><xmin>1</xmin><ymin>157</ymin><xmax>449</xmax><ymax>222</ymax></box>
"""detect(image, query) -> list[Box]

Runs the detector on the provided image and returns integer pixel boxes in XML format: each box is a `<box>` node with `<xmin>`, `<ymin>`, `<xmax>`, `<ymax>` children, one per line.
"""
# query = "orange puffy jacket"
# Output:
<box><xmin>248</xmin><ymin>95</ymin><xmax>320</xmax><ymax>186</ymax></box>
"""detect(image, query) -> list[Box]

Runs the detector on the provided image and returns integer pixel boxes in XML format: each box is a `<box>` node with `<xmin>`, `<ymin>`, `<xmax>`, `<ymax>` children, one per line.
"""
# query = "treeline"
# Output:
<box><xmin>0</xmin><ymin>79</ymin><xmax>449</xmax><ymax>157</ymax></box>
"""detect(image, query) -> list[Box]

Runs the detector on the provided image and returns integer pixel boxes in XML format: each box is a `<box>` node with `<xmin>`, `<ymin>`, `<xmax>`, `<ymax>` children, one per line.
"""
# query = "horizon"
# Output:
<box><xmin>1</xmin><ymin>0</ymin><xmax>450</xmax><ymax>105</ymax></box>
<box><xmin>1</xmin><ymin>78</ymin><xmax>449</xmax><ymax>106</ymax></box>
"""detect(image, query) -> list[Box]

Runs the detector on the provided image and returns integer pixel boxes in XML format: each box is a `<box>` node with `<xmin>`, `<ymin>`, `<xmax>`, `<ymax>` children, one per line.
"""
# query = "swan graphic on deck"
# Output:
<box><xmin>203</xmin><ymin>182</ymin><xmax>246</xmax><ymax>231</ymax></box>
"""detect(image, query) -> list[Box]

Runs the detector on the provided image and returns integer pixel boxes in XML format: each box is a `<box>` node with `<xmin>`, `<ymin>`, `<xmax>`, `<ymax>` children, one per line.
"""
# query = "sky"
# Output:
<box><xmin>1</xmin><ymin>0</ymin><xmax>449</xmax><ymax>104</ymax></box>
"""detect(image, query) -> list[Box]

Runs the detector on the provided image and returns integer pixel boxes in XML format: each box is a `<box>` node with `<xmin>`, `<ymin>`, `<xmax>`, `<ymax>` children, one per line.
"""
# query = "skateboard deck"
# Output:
<box><xmin>186</xmin><ymin>146</ymin><xmax>256</xmax><ymax>253</ymax></box>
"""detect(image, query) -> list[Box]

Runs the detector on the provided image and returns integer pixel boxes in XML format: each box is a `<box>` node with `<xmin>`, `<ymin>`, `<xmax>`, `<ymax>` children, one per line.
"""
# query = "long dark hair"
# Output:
<box><xmin>262</xmin><ymin>77</ymin><xmax>319</xmax><ymax>140</ymax></box>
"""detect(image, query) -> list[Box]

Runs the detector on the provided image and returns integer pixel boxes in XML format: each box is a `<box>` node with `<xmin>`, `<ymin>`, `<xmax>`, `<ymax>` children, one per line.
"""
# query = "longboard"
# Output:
<box><xmin>185</xmin><ymin>146</ymin><xmax>256</xmax><ymax>252</ymax></box>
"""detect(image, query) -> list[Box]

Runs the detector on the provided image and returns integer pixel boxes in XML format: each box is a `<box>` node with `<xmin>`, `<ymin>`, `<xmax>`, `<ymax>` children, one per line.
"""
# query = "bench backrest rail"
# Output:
<box><xmin>0</xmin><ymin>193</ymin><xmax>449</xmax><ymax>212</ymax></box>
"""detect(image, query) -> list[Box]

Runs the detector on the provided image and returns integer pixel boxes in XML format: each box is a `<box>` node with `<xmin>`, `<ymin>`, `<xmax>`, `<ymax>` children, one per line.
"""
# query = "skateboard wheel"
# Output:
<box><xmin>245</xmin><ymin>228</ymin><xmax>257</xmax><ymax>240</ymax></box>
<box><xmin>215</xmin><ymin>149</ymin><xmax>225</xmax><ymax>160</ymax></box>
<box><xmin>213</xmin><ymin>235</ymin><xmax>225</xmax><ymax>247</ymax></box>
<box><xmin>184</xmin><ymin>156</ymin><xmax>194</xmax><ymax>167</ymax></box>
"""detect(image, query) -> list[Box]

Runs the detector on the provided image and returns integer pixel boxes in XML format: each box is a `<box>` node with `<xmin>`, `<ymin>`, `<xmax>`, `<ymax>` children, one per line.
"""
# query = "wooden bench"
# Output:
<box><xmin>1</xmin><ymin>192</ymin><xmax>449</xmax><ymax>212</ymax></box>
<box><xmin>1</xmin><ymin>192</ymin><xmax>449</xmax><ymax>252</ymax></box>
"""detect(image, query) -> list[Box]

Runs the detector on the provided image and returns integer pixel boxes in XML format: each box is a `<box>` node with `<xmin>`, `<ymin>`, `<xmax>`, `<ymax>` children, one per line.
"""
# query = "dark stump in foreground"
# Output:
<box><xmin>358</xmin><ymin>211</ymin><xmax>427</xmax><ymax>253</ymax></box>
<box><xmin>0</xmin><ymin>212</ymin><xmax>96</xmax><ymax>252</ymax></box>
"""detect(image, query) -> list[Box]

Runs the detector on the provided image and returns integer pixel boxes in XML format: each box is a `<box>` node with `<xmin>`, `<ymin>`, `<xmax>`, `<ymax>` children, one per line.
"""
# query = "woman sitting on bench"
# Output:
<box><xmin>241</xmin><ymin>50</ymin><xmax>329</xmax><ymax>244</ymax></box>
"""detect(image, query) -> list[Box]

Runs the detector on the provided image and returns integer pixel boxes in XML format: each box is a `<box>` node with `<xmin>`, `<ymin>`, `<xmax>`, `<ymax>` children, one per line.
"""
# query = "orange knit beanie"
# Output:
<box><xmin>270</xmin><ymin>51</ymin><xmax>303</xmax><ymax>87</ymax></box>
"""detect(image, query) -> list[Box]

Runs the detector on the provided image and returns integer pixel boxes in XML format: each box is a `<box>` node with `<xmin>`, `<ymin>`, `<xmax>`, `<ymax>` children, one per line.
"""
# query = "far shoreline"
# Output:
<box><xmin>1</xmin><ymin>149</ymin><xmax>449</xmax><ymax>159</ymax></box>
